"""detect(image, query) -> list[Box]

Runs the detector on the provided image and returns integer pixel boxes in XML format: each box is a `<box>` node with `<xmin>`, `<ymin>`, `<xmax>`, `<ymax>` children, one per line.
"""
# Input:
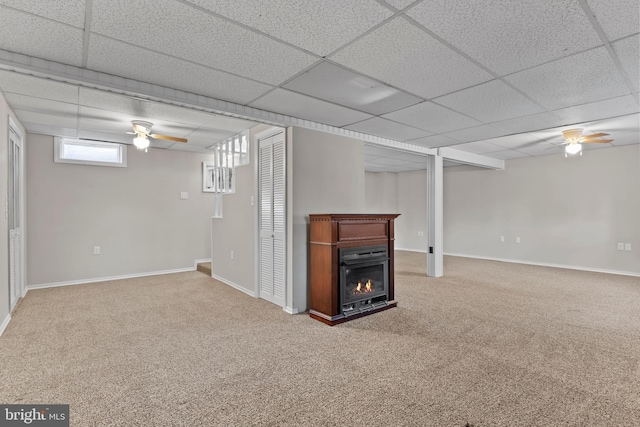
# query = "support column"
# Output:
<box><xmin>426</xmin><ymin>154</ymin><xmax>444</xmax><ymax>277</ymax></box>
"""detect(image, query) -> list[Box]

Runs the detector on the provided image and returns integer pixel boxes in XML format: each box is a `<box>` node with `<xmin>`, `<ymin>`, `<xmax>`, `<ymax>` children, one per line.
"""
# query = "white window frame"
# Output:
<box><xmin>54</xmin><ymin>137</ymin><xmax>127</xmax><ymax>167</ymax></box>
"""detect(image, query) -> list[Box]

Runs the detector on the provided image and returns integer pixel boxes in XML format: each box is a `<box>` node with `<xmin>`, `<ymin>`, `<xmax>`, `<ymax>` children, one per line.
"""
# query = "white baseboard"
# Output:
<box><xmin>194</xmin><ymin>258</ymin><xmax>212</xmax><ymax>268</ymax></box>
<box><xmin>395</xmin><ymin>247</ymin><xmax>428</xmax><ymax>254</ymax></box>
<box><xmin>26</xmin><ymin>266</ymin><xmax>197</xmax><ymax>292</ymax></box>
<box><xmin>283</xmin><ymin>306</ymin><xmax>299</xmax><ymax>315</ymax></box>
<box><xmin>445</xmin><ymin>252</ymin><xmax>640</xmax><ymax>278</ymax></box>
<box><xmin>212</xmin><ymin>274</ymin><xmax>256</xmax><ymax>298</ymax></box>
<box><xmin>0</xmin><ymin>314</ymin><xmax>11</xmax><ymax>337</ymax></box>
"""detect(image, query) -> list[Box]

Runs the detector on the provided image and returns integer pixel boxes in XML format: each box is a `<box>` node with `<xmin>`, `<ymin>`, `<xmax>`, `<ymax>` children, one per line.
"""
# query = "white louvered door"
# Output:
<box><xmin>8</xmin><ymin>125</ymin><xmax>23</xmax><ymax>311</ymax></box>
<box><xmin>258</xmin><ymin>131</ymin><xmax>286</xmax><ymax>307</ymax></box>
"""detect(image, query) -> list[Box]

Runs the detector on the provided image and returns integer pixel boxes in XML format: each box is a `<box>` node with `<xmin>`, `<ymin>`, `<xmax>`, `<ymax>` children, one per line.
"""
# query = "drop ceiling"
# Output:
<box><xmin>0</xmin><ymin>0</ymin><xmax>637</xmax><ymax>172</ymax></box>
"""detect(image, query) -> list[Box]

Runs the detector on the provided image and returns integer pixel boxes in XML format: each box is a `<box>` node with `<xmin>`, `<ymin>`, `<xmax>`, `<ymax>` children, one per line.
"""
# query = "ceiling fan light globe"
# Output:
<box><xmin>133</xmin><ymin>136</ymin><xmax>150</xmax><ymax>150</ymax></box>
<box><xmin>565</xmin><ymin>143</ymin><xmax>582</xmax><ymax>155</ymax></box>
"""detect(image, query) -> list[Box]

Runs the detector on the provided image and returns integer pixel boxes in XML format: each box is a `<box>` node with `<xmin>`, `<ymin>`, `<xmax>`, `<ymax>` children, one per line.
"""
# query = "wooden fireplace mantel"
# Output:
<box><xmin>309</xmin><ymin>214</ymin><xmax>400</xmax><ymax>325</ymax></box>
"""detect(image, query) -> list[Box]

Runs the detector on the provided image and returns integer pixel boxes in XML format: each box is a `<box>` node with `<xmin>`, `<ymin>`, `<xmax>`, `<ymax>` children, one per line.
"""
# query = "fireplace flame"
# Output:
<box><xmin>352</xmin><ymin>279</ymin><xmax>374</xmax><ymax>295</ymax></box>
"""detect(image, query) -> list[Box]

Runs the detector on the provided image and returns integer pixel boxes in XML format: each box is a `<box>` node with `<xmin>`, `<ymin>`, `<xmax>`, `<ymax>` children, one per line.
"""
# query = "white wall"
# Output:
<box><xmin>444</xmin><ymin>145</ymin><xmax>640</xmax><ymax>275</ymax></box>
<box><xmin>210</xmin><ymin>124</ymin><xmax>271</xmax><ymax>295</ymax></box>
<box><xmin>26</xmin><ymin>134</ymin><xmax>217</xmax><ymax>285</ymax></box>
<box><xmin>365</xmin><ymin>170</ymin><xmax>427</xmax><ymax>252</ymax></box>
<box><xmin>0</xmin><ymin>91</ymin><xmax>26</xmax><ymax>329</ymax></box>
<box><xmin>292</xmin><ymin>127</ymin><xmax>366</xmax><ymax>312</ymax></box>
<box><xmin>365</xmin><ymin>172</ymin><xmax>397</xmax><ymax>213</ymax></box>
<box><xmin>396</xmin><ymin>170</ymin><xmax>428</xmax><ymax>252</ymax></box>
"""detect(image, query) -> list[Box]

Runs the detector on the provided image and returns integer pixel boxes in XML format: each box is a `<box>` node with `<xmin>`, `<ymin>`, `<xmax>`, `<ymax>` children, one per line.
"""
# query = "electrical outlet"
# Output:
<box><xmin>625</xmin><ymin>243</ymin><xmax>632</xmax><ymax>251</ymax></box>
<box><xmin>500</xmin><ymin>236</ymin><xmax>505</xmax><ymax>243</ymax></box>
<box><xmin>617</xmin><ymin>243</ymin><xmax>625</xmax><ymax>251</ymax></box>
<box><xmin>230</xmin><ymin>250</ymin><xmax>234</xmax><ymax>260</ymax></box>
<box><xmin>250</xmin><ymin>196</ymin><xmax>255</xmax><ymax>206</ymax></box>
<box><xmin>93</xmin><ymin>246</ymin><xmax>100</xmax><ymax>255</ymax></box>
<box><xmin>516</xmin><ymin>237</ymin><xmax>521</xmax><ymax>243</ymax></box>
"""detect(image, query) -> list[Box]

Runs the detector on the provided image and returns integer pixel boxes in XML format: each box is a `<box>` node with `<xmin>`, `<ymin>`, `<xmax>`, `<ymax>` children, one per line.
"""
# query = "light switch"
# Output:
<box><xmin>625</xmin><ymin>243</ymin><xmax>632</xmax><ymax>251</ymax></box>
<box><xmin>617</xmin><ymin>243</ymin><xmax>625</xmax><ymax>251</ymax></box>
<box><xmin>516</xmin><ymin>237</ymin><xmax>521</xmax><ymax>243</ymax></box>
<box><xmin>180</xmin><ymin>192</ymin><xmax>188</xmax><ymax>200</ymax></box>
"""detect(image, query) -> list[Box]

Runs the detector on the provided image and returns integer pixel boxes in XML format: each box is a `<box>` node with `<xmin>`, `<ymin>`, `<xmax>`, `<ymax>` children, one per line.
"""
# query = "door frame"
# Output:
<box><xmin>8</xmin><ymin>116</ymin><xmax>25</xmax><ymax>312</ymax></box>
<box><xmin>254</xmin><ymin>126</ymin><xmax>287</xmax><ymax>308</ymax></box>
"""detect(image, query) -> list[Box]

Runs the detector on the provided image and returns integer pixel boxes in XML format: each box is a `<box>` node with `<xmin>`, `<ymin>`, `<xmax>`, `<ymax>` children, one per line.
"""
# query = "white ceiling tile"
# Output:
<box><xmin>0</xmin><ymin>71</ymin><xmax>79</xmax><ymax>103</ymax></box>
<box><xmin>78</xmin><ymin>107</ymin><xmax>145</xmax><ymax>136</ymax></box>
<box><xmin>384</xmin><ymin>0</ymin><xmax>418</xmax><ymax>10</ymax></box>
<box><xmin>435</xmin><ymin>80</ymin><xmax>544</xmax><ymax>123</ymax></box>
<box><xmin>586</xmin><ymin>0</ymin><xmax>640</xmax><ymax>40</ymax></box>
<box><xmin>387</xmin><ymin>152</ymin><xmax>428</xmax><ymax>162</ymax></box>
<box><xmin>505</xmin><ymin>47</ymin><xmax>630</xmax><ymax>111</ymax></box>
<box><xmin>613</xmin><ymin>35</ymin><xmax>640</xmax><ymax>92</ymax></box>
<box><xmin>516</xmin><ymin>142</ymin><xmax>563</xmax><ymax>156</ymax></box>
<box><xmin>484</xmin><ymin>150</ymin><xmax>531</xmax><ymax>160</ymax></box>
<box><xmin>14</xmin><ymin>109</ymin><xmax>78</xmax><ymax>129</ymax></box>
<box><xmin>202</xmin><ymin>115</ymin><xmax>257</xmax><ymax>134</ymax></box>
<box><xmin>344</xmin><ymin>117</ymin><xmax>432</xmax><ymax>141</ymax></box>
<box><xmin>0</xmin><ymin>6</ymin><xmax>84</xmax><ymax>66</ymax></box>
<box><xmin>90</xmin><ymin>0</ymin><xmax>317</xmax><ymax>85</ymax></box>
<box><xmin>0</xmin><ymin>1</ymin><xmax>86</xmax><ymax>27</ymax></box>
<box><xmin>581</xmin><ymin>141</ymin><xmax>613</xmax><ymax>151</ymax></box>
<box><xmin>186</xmin><ymin>0</ymin><xmax>392</xmax><ymax>56</ymax></box>
<box><xmin>249</xmin><ymin>89</ymin><xmax>372</xmax><ymax>127</ymax></box>
<box><xmin>76</xmin><ymin>130</ymin><xmax>132</xmax><ymax>145</ymax></box>
<box><xmin>482</xmin><ymin>133</ymin><xmax>544</xmax><ymax>149</ymax></box>
<box><xmin>78</xmin><ymin>89</ymin><xmax>142</xmax><ymax>115</ymax></box>
<box><xmin>80</xmin><ymin>88</ymin><xmax>229</xmax><ymax>127</ymax></box>
<box><xmin>87</xmin><ymin>36</ymin><xmax>273</xmax><ymax>105</ymax></box>
<box><xmin>585</xmin><ymin>113</ymin><xmax>639</xmax><ymax>134</ymax></box>
<box><xmin>610</xmin><ymin>131</ymin><xmax>640</xmax><ymax>146</ymax></box>
<box><xmin>147</xmin><ymin>140</ymin><xmax>175</xmax><ymax>149</ymax></box>
<box><xmin>552</xmin><ymin>96</ymin><xmax>639</xmax><ymax>125</ymax></box>
<box><xmin>283</xmin><ymin>62</ymin><xmax>422</xmax><ymax>115</ymax></box>
<box><xmin>406</xmin><ymin>134</ymin><xmax>462</xmax><ymax>148</ymax></box>
<box><xmin>5</xmin><ymin>93</ymin><xmax>78</xmax><ymax>117</ymax></box>
<box><xmin>22</xmin><ymin>123</ymin><xmax>77</xmax><ymax>138</ymax></box>
<box><xmin>443</xmin><ymin>124</ymin><xmax>508</xmax><ymax>143</ymax></box>
<box><xmin>452</xmin><ymin>141</ymin><xmax>503</xmax><ymax>154</ymax></box>
<box><xmin>331</xmin><ymin>17</ymin><xmax>493</xmax><ymax>99</ymax></box>
<box><xmin>392</xmin><ymin>163</ymin><xmax>428</xmax><ymax>172</ymax></box>
<box><xmin>407</xmin><ymin>0</ymin><xmax>601</xmax><ymax>75</ymax></box>
<box><xmin>382</xmin><ymin>101</ymin><xmax>481</xmax><ymax>133</ymax></box>
<box><xmin>164</xmin><ymin>142</ymin><xmax>209</xmax><ymax>153</ymax></box>
<box><xmin>492</xmin><ymin>112</ymin><xmax>567</xmax><ymax>134</ymax></box>
<box><xmin>184</xmin><ymin>128</ymin><xmax>236</xmax><ymax>147</ymax></box>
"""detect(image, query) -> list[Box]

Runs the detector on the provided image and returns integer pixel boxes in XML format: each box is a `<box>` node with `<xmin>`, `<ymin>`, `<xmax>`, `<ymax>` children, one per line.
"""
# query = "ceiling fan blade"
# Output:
<box><xmin>150</xmin><ymin>133</ymin><xmax>188</xmax><ymax>143</ymax></box>
<box><xmin>583</xmin><ymin>139</ymin><xmax>613</xmax><ymax>144</ymax></box>
<box><xmin>132</xmin><ymin>123</ymin><xmax>149</xmax><ymax>134</ymax></box>
<box><xmin>582</xmin><ymin>132</ymin><xmax>609</xmax><ymax>139</ymax></box>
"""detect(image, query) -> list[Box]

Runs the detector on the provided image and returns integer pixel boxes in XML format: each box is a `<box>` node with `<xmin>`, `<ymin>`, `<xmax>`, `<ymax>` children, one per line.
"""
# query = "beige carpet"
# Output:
<box><xmin>1</xmin><ymin>252</ymin><xmax>639</xmax><ymax>426</ymax></box>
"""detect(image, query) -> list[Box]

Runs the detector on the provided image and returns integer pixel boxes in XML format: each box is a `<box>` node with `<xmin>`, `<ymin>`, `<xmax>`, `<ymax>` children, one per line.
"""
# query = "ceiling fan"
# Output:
<box><xmin>559</xmin><ymin>128</ymin><xmax>613</xmax><ymax>157</ymax></box>
<box><xmin>130</xmin><ymin>120</ymin><xmax>188</xmax><ymax>151</ymax></box>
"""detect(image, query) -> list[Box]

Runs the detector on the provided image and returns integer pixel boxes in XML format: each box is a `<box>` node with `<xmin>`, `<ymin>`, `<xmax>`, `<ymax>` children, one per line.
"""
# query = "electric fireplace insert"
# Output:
<box><xmin>339</xmin><ymin>245</ymin><xmax>389</xmax><ymax>315</ymax></box>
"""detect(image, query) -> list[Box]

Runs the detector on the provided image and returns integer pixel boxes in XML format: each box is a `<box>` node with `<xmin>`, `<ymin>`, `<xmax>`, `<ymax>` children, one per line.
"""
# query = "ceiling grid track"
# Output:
<box><xmin>0</xmin><ymin>50</ymin><xmax>503</xmax><ymax>164</ymax></box>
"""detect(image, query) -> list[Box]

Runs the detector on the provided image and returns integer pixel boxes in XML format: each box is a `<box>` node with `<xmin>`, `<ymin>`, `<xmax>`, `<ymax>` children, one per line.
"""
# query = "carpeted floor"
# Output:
<box><xmin>1</xmin><ymin>252</ymin><xmax>639</xmax><ymax>426</ymax></box>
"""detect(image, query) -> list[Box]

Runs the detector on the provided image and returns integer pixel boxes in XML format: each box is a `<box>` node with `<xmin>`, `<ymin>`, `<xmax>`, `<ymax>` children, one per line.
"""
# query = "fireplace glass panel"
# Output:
<box><xmin>342</xmin><ymin>263</ymin><xmax>387</xmax><ymax>305</ymax></box>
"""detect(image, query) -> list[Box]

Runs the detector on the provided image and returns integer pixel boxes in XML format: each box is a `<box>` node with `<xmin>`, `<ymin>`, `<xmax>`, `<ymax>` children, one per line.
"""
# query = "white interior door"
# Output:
<box><xmin>8</xmin><ymin>124</ymin><xmax>23</xmax><ymax>311</ymax></box>
<box><xmin>258</xmin><ymin>131</ymin><xmax>285</xmax><ymax>307</ymax></box>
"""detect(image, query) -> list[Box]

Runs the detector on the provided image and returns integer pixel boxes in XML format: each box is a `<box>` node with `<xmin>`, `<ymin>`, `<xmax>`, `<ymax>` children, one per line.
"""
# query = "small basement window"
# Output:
<box><xmin>54</xmin><ymin>137</ymin><xmax>127</xmax><ymax>167</ymax></box>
